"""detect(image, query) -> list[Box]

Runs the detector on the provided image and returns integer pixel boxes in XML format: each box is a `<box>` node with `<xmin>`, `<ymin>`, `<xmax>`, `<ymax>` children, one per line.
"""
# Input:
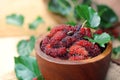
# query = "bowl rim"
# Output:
<box><xmin>35</xmin><ymin>36</ymin><xmax>112</xmax><ymax>65</ymax></box>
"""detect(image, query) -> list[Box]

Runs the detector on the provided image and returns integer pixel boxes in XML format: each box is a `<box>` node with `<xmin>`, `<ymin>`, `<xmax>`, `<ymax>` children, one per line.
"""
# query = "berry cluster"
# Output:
<box><xmin>41</xmin><ymin>25</ymin><xmax>102</xmax><ymax>60</ymax></box>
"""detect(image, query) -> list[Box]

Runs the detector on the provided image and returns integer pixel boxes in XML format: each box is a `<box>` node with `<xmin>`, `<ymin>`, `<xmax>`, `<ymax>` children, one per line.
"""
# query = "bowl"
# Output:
<box><xmin>35</xmin><ymin>36</ymin><xmax>112</xmax><ymax>80</ymax></box>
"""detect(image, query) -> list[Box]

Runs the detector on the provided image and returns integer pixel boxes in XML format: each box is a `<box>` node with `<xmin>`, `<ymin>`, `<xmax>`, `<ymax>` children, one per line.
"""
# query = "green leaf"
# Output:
<box><xmin>17</xmin><ymin>36</ymin><xmax>36</xmax><ymax>56</ymax></box>
<box><xmin>112</xmin><ymin>46</ymin><xmax>120</xmax><ymax>59</ymax></box>
<box><xmin>37</xmin><ymin>75</ymin><xmax>44</xmax><ymax>80</ymax></box>
<box><xmin>93</xmin><ymin>33</ymin><xmax>111</xmax><ymax>47</ymax></box>
<box><xmin>85</xmin><ymin>33</ymin><xmax>111</xmax><ymax>47</ymax></box>
<box><xmin>65</xmin><ymin>21</ymin><xmax>76</xmax><ymax>26</ymax></box>
<box><xmin>6</xmin><ymin>14</ymin><xmax>24</xmax><ymax>26</ymax></box>
<box><xmin>82</xmin><ymin>0</ymin><xmax>92</xmax><ymax>6</ymax></box>
<box><xmin>29</xmin><ymin>17</ymin><xmax>44</xmax><ymax>30</ymax></box>
<box><xmin>118</xmin><ymin>36</ymin><xmax>120</xmax><ymax>41</ymax></box>
<box><xmin>47</xmin><ymin>26</ymin><xmax>51</xmax><ymax>31</ymax></box>
<box><xmin>100</xmin><ymin>21</ymin><xmax>112</xmax><ymax>28</ymax></box>
<box><xmin>14</xmin><ymin>56</ymin><xmax>42</xmax><ymax>80</ymax></box>
<box><xmin>84</xmin><ymin>36</ymin><xmax>95</xmax><ymax>43</ymax></box>
<box><xmin>110</xmin><ymin>35</ymin><xmax>115</xmax><ymax>41</ymax></box>
<box><xmin>75</xmin><ymin>5</ymin><xmax>100</xmax><ymax>29</ymax></box>
<box><xmin>48</xmin><ymin>0</ymin><xmax>71</xmax><ymax>16</ymax></box>
<box><xmin>113</xmin><ymin>46</ymin><xmax>120</xmax><ymax>55</ymax></box>
<box><xmin>97</xmin><ymin>5</ymin><xmax>118</xmax><ymax>28</ymax></box>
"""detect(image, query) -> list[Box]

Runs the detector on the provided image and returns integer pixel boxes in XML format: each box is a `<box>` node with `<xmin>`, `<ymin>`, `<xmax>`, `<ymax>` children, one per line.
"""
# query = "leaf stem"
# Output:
<box><xmin>81</xmin><ymin>20</ymin><xmax>87</xmax><ymax>28</ymax></box>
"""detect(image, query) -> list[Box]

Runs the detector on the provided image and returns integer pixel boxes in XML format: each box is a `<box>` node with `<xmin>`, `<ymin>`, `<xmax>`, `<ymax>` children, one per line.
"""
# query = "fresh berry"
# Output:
<box><xmin>95</xmin><ymin>29</ymin><xmax>103</xmax><ymax>34</ymax></box>
<box><xmin>47</xmin><ymin>25</ymin><xmax>65</xmax><ymax>38</ymax></box>
<box><xmin>80</xmin><ymin>28</ymin><xmax>92</xmax><ymax>37</ymax></box>
<box><xmin>41</xmin><ymin>24</ymin><xmax>103</xmax><ymax>60</ymax></box>
<box><xmin>59</xmin><ymin>36</ymin><xmax>77</xmax><ymax>47</ymax></box>
<box><xmin>32</xmin><ymin>78</ymin><xmax>37</xmax><ymax>80</ymax></box>
<box><xmin>102</xmin><ymin>25</ymin><xmax>120</xmax><ymax>38</ymax></box>
<box><xmin>75</xmin><ymin>25</ymin><xmax>82</xmax><ymax>31</ymax></box>
<box><xmin>48</xmin><ymin>25</ymin><xmax>75</xmax><ymax>38</ymax></box>
<box><xmin>41</xmin><ymin>37</ymin><xmax>50</xmax><ymax>51</ymax></box>
<box><xmin>69</xmin><ymin>45</ymin><xmax>88</xmax><ymax>56</ymax></box>
<box><xmin>75</xmin><ymin>40</ymin><xmax>101</xmax><ymax>57</ymax></box>
<box><xmin>112</xmin><ymin>27</ymin><xmax>120</xmax><ymax>38</ymax></box>
<box><xmin>80</xmin><ymin>27</ymin><xmax>86</xmax><ymax>35</ymax></box>
<box><xmin>50</xmin><ymin>31</ymin><xmax>66</xmax><ymax>46</ymax></box>
<box><xmin>85</xmin><ymin>28</ymin><xmax>92</xmax><ymax>37</ymax></box>
<box><xmin>45</xmin><ymin>44</ymin><xmax>67</xmax><ymax>57</ymax></box>
<box><xmin>73</xmin><ymin>27</ymin><xmax>92</xmax><ymax>40</ymax></box>
<box><xmin>73</xmin><ymin>31</ymin><xmax>83</xmax><ymax>40</ymax></box>
<box><xmin>69</xmin><ymin>55</ymin><xmax>88</xmax><ymax>60</ymax></box>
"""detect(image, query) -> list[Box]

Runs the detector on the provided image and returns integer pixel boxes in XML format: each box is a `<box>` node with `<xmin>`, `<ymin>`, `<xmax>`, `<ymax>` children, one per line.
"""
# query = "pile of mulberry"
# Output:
<box><xmin>41</xmin><ymin>25</ymin><xmax>103</xmax><ymax>60</ymax></box>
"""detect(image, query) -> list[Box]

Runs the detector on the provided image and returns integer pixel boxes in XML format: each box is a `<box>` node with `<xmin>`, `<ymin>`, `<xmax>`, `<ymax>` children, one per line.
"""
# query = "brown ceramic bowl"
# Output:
<box><xmin>35</xmin><ymin>36</ymin><xmax>112</xmax><ymax>80</ymax></box>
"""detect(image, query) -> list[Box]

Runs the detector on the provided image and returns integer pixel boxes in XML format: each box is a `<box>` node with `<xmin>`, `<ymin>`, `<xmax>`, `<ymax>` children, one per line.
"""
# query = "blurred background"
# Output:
<box><xmin>0</xmin><ymin>0</ymin><xmax>120</xmax><ymax>80</ymax></box>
